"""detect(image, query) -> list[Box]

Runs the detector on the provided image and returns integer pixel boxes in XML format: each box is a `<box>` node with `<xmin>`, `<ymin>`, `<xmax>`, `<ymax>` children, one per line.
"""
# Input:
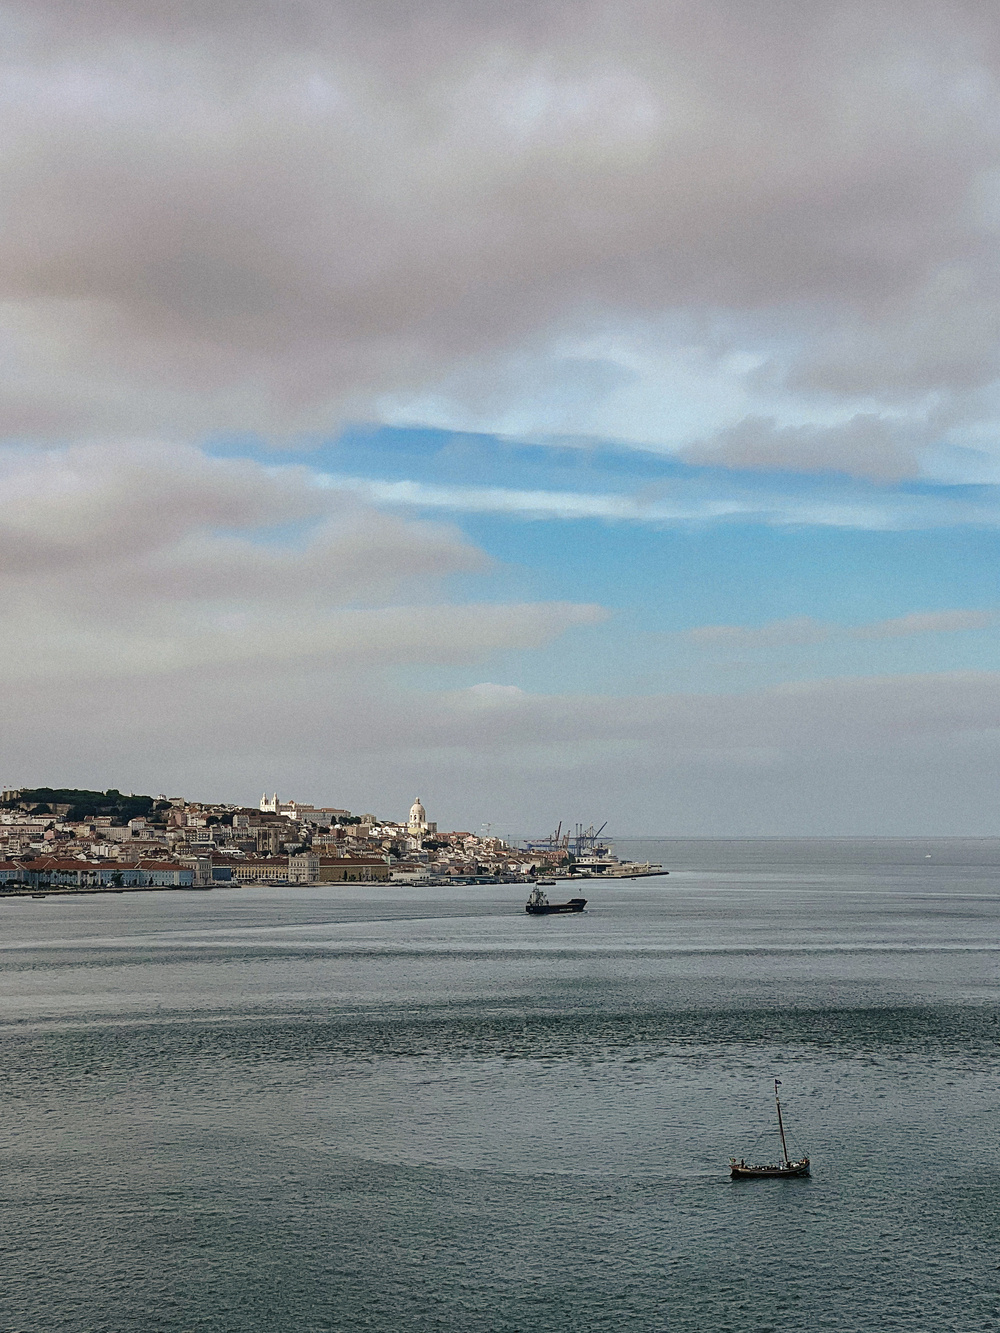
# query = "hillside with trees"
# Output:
<box><xmin>0</xmin><ymin>788</ymin><xmax>158</xmax><ymax>823</ymax></box>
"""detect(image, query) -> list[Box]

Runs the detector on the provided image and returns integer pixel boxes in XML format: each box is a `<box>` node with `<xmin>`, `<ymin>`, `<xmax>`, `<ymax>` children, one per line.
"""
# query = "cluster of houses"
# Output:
<box><xmin>0</xmin><ymin>790</ymin><xmax>535</xmax><ymax>893</ymax></box>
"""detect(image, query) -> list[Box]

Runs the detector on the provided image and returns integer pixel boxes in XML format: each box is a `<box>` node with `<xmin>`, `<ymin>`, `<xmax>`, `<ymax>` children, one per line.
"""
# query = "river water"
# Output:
<box><xmin>1</xmin><ymin>838</ymin><xmax>998</xmax><ymax>1332</ymax></box>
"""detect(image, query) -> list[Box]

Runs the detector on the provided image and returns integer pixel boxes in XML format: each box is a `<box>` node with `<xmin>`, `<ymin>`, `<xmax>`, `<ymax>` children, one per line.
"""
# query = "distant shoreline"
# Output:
<box><xmin>0</xmin><ymin>885</ymin><xmax>212</xmax><ymax>899</ymax></box>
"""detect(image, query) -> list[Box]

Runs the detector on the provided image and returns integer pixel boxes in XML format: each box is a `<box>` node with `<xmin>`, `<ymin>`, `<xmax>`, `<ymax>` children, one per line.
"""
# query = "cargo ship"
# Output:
<box><xmin>525</xmin><ymin>885</ymin><xmax>587</xmax><ymax>915</ymax></box>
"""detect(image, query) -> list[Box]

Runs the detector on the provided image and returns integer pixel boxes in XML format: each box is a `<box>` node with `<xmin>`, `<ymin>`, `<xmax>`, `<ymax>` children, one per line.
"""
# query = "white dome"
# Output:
<box><xmin>408</xmin><ymin>797</ymin><xmax>426</xmax><ymax>824</ymax></box>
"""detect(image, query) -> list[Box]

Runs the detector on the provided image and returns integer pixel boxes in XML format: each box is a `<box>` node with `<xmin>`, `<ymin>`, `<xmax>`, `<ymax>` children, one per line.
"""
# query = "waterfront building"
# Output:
<box><xmin>314</xmin><ymin>856</ymin><xmax>391</xmax><ymax>883</ymax></box>
<box><xmin>224</xmin><ymin>858</ymin><xmax>291</xmax><ymax>883</ymax></box>
<box><xmin>289</xmin><ymin>851</ymin><xmax>320</xmax><ymax>883</ymax></box>
<box><xmin>177</xmin><ymin>855</ymin><xmax>214</xmax><ymax>887</ymax></box>
<box><xmin>5</xmin><ymin>858</ymin><xmax>194</xmax><ymax>889</ymax></box>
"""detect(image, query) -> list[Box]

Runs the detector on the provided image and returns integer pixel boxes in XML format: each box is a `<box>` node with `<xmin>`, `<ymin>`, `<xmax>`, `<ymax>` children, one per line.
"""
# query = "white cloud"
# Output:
<box><xmin>320</xmin><ymin>470</ymin><xmax>1000</xmax><ymax>531</ymax></box>
<box><xmin>323</xmin><ymin>474</ymin><xmax>747</xmax><ymax>522</ymax></box>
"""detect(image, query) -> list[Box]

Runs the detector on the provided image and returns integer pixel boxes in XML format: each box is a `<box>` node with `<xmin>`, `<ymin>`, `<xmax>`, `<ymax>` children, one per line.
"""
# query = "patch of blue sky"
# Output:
<box><xmin>209</xmin><ymin>424</ymin><xmax>1000</xmax><ymax>594</ymax></box>
<box><xmin>208</xmin><ymin>424</ymin><xmax>1000</xmax><ymax>695</ymax></box>
<box><xmin>449</xmin><ymin>521</ymin><xmax>1000</xmax><ymax>628</ymax></box>
<box><xmin>208</xmin><ymin>424</ymin><xmax>1000</xmax><ymax>556</ymax></box>
<box><xmin>210</xmin><ymin>424</ymin><xmax>1000</xmax><ymax>530</ymax></box>
<box><xmin>389</xmin><ymin>517</ymin><xmax>1000</xmax><ymax>696</ymax></box>
<box><xmin>322</xmin><ymin>471</ymin><xmax>1000</xmax><ymax>532</ymax></box>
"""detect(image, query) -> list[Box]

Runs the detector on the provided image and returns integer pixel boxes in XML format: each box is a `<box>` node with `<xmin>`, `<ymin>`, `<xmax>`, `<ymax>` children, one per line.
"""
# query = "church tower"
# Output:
<box><xmin>407</xmin><ymin>797</ymin><xmax>427</xmax><ymax>835</ymax></box>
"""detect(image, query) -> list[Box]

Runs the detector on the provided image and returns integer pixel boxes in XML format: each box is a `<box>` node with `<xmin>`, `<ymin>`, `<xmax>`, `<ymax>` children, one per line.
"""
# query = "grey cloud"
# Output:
<box><xmin>0</xmin><ymin>602</ymin><xmax>604</xmax><ymax>682</ymax></box>
<box><xmin>687</xmin><ymin>617</ymin><xmax>831</xmax><ymax>649</ymax></box>
<box><xmin>681</xmin><ymin>414</ymin><xmax>925</xmax><ymax>481</ymax></box>
<box><xmin>0</xmin><ymin>441</ymin><xmax>602</xmax><ymax>679</ymax></box>
<box><xmin>0</xmin><ymin>442</ymin><xmax>330</xmax><ymax>573</ymax></box>
<box><xmin>0</xmin><ymin>2</ymin><xmax>998</xmax><ymax>450</ymax></box>
<box><xmin>6</xmin><ymin>666</ymin><xmax>1000</xmax><ymax>834</ymax></box>
<box><xmin>851</xmin><ymin>609</ymin><xmax>996</xmax><ymax>638</ymax></box>
<box><xmin>431</xmin><ymin>669</ymin><xmax>1000</xmax><ymax>754</ymax></box>
<box><xmin>784</xmin><ymin>270</ymin><xmax>1000</xmax><ymax>399</ymax></box>
<box><xmin>143</xmin><ymin>514</ymin><xmax>486</xmax><ymax>605</ymax></box>
<box><xmin>687</xmin><ymin>608</ymin><xmax>995</xmax><ymax>649</ymax></box>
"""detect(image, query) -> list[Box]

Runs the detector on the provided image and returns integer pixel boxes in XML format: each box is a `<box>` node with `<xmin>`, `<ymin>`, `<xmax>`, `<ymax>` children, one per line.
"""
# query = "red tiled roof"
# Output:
<box><xmin>20</xmin><ymin>857</ymin><xmax>106</xmax><ymax>870</ymax></box>
<box><xmin>109</xmin><ymin>860</ymin><xmax>188</xmax><ymax>871</ymax></box>
<box><xmin>318</xmin><ymin>855</ymin><xmax>388</xmax><ymax>865</ymax></box>
<box><xmin>209</xmin><ymin>856</ymin><xmax>287</xmax><ymax>867</ymax></box>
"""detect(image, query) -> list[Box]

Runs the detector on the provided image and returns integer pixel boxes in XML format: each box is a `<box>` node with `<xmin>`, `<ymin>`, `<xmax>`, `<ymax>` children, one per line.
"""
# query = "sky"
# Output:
<box><xmin>3</xmin><ymin>0</ymin><xmax>1000</xmax><ymax>835</ymax></box>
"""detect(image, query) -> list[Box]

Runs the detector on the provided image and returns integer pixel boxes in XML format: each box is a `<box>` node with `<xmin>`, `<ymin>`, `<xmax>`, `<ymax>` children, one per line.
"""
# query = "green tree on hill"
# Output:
<box><xmin>1</xmin><ymin>788</ymin><xmax>156</xmax><ymax>823</ymax></box>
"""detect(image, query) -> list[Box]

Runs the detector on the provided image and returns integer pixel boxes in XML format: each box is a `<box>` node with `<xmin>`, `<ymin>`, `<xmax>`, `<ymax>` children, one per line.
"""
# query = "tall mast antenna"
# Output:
<box><xmin>774</xmin><ymin>1078</ymin><xmax>790</xmax><ymax>1165</ymax></box>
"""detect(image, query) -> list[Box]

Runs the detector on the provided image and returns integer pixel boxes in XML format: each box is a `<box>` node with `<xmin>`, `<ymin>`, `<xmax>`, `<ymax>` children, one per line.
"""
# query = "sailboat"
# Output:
<box><xmin>730</xmin><ymin>1079</ymin><xmax>810</xmax><ymax>1178</ymax></box>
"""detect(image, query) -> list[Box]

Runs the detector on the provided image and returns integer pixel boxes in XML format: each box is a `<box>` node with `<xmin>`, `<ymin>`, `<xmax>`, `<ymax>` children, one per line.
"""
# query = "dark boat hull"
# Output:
<box><xmin>730</xmin><ymin>1159</ymin><xmax>810</xmax><ymax>1179</ymax></box>
<box><xmin>525</xmin><ymin>898</ymin><xmax>587</xmax><ymax>914</ymax></box>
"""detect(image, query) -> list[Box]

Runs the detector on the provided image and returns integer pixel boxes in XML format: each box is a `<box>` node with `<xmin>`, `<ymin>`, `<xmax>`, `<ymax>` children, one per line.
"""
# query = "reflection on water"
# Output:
<box><xmin>1</xmin><ymin>840</ymin><xmax>999</xmax><ymax>1331</ymax></box>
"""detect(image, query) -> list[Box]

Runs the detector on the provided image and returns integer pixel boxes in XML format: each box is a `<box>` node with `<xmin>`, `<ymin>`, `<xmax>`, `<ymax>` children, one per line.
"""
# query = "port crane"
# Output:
<box><xmin>522</xmin><ymin>820</ymin><xmax>609</xmax><ymax>857</ymax></box>
<box><xmin>572</xmin><ymin>822</ymin><xmax>608</xmax><ymax>857</ymax></box>
<box><xmin>521</xmin><ymin>821</ymin><xmax>570</xmax><ymax>854</ymax></box>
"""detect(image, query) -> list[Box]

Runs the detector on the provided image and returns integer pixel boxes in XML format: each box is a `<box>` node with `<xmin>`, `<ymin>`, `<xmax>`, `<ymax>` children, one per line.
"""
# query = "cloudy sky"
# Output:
<box><xmin>4</xmin><ymin>0</ymin><xmax>1000</xmax><ymax>834</ymax></box>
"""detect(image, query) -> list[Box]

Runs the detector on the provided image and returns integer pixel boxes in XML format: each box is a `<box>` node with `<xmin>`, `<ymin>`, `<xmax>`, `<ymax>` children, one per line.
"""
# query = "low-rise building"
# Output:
<box><xmin>289</xmin><ymin>851</ymin><xmax>319</xmax><ymax>883</ymax></box>
<box><xmin>130</xmin><ymin>860</ymin><xmax>196</xmax><ymax>887</ymax></box>
<box><xmin>226</xmin><ymin>858</ymin><xmax>291</xmax><ymax>883</ymax></box>
<box><xmin>390</xmin><ymin>863</ymin><xmax>433</xmax><ymax>883</ymax></box>
<box><xmin>11</xmin><ymin>858</ymin><xmax>195</xmax><ymax>889</ymax></box>
<box><xmin>177</xmin><ymin>855</ymin><xmax>213</xmax><ymax>887</ymax></box>
<box><xmin>315</xmin><ymin>856</ymin><xmax>390</xmax><ymax>883</ymax></box>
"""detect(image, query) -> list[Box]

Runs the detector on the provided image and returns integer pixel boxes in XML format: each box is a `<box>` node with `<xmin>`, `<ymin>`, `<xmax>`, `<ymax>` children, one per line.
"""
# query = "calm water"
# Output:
<box><xmin>2</xmin><ymin>838</ymin><xmax>999</xmax><ymax>1331</ymax></box>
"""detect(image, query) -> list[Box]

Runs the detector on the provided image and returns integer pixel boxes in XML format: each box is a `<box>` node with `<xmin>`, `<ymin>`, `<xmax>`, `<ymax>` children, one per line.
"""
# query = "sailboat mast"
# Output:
<box><xmin>774</xmin><ymin>1078</ymin><xmax>790</xmax><ymax>1164</ymax></box>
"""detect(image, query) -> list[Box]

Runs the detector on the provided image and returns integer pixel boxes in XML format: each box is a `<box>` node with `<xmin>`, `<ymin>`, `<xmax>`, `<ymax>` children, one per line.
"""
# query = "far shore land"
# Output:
<box><xmin>0</xmin><ymin>866</ymin><xmax>668</xmax><ymax>899</ymax></box>
<box><xmin>0</xmin><ymin>788</ymin><xmax>665</xmax><ymax>898</ymax></box>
